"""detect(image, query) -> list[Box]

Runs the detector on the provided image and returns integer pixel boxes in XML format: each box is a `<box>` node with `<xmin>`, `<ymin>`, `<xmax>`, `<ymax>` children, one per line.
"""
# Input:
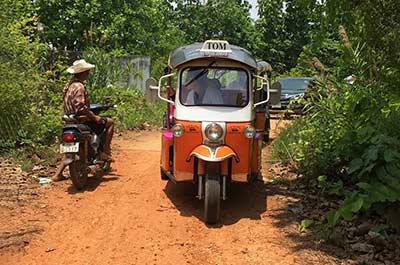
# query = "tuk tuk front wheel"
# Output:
<box><xmin>263</xmin><ymin>130</ymin><xmax>270</xmax><ymax>143</ymax></box>
<box><xmin>204</xmin><ymin>172</ymin><xmax>221</xmax><ymax>224</ymax></box>
<box><xmin>160</xmin><ymin>167</ymin><xmax>169</xmax><ymax>180</ymax></box>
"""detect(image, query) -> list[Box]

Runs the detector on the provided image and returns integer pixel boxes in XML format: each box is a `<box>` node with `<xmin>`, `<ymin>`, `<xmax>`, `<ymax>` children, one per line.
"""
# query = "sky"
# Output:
<box><xmin>248</xmin><ymin>0</ymin><xmax>259</xmax><ymax>19</ymax></box>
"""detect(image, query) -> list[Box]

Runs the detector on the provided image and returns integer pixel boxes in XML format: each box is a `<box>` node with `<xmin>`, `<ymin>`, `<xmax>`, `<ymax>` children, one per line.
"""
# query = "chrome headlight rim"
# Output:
<box><xmin>205</xmin><ymin>123</ymin><xmax>223</xmax><ymax>142</ymax></box>
<box><xmin>172</xmin><ymin>123</ymin><xmax>184</xmax><ymax>137</ymax></box>
<box><xmin>244</xmin><ymin>125</ymin><xmax>256</xmax><ymax>139</ymax></box>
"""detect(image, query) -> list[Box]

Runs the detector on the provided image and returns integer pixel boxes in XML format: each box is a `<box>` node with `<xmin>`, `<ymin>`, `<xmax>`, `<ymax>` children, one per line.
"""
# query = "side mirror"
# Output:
<box><xmin>151</xmin><ymin>73</ymin><xmax>176</xmax><ymax>105</ymax></box>
<box><xmin>268</xmin><ymin>82</ymin><xmax>281</xmax><ymax>105</ymax></box>
<box><xmin>253</xmin><ymin>74</ymin><xmax>270</xmax><ymax>107</ymax></box>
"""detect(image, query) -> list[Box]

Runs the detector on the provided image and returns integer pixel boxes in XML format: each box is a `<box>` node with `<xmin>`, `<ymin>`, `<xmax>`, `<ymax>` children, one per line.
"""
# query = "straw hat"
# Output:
<box><xmin>67</xmin><ymin>59</ymin><xmax>95</xmax><ymax>74</ymax></box>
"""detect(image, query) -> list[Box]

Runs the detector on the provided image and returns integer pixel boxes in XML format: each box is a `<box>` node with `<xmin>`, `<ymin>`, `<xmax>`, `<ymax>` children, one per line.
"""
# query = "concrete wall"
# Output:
<box><xmin>119</xmin><ymin>56</ymin><xmax>151</xmax><ymax>93</ymax></box>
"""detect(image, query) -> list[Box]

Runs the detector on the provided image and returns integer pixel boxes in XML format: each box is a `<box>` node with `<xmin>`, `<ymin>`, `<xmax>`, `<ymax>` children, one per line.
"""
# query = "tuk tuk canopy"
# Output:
<box><xmin>168</xmin><ymin>40</ymin><xmax>258</xmax><ymax>70</ymax></box>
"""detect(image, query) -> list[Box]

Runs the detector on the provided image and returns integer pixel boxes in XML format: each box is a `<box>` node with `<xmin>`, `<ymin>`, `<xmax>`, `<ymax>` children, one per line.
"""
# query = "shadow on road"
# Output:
<box><xmin>163</xmin><ymin>180</ymin><xmax>267</xmax><ymax>226</ymax></box>
<box><xmin>67</xmin><ymin>172</ymin><xmax>120</xmax><ymax>194</ymax></box>
<box><xmin>264</xmin><ymin>178</ymin><xmax>353</xmax><ymax>262</ymax></box>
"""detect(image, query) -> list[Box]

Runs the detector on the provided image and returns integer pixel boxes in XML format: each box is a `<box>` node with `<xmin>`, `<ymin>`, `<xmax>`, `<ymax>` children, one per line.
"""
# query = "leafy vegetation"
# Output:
<box><xmin>272</xmin><ymin>0</ymin><xmax>400</xmax><ymax>227</ymax></box>
<box><xmin>0</xmin><ymin>0</ymin><xmax>52</xmax><ymax>149</ymax></box>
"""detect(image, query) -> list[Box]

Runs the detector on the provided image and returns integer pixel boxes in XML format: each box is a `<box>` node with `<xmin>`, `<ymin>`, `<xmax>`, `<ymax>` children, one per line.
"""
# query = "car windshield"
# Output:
<box><xmin>279</xmin><ymin>78</ymin><xmax>312</xmax><ymax>95</ymax></box>
<box><xmin>180</xmin><ymin>67</ymin><xmax>249</xmax><ymax>107</ymax></box>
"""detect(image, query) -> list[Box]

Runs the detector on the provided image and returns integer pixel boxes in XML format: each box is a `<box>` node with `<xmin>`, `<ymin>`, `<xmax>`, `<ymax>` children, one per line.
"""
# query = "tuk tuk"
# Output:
<box><xmin>153</xmin><ymin>40</ymin><xmax>273</xmax><ymax>224</ymax></box>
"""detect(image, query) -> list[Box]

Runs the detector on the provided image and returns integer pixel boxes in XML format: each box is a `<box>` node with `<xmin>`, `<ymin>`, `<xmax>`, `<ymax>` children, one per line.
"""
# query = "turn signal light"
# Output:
<box><xmin>244</xmin><ymin>125</ymin><xmax>255</xmax><ymax>139</ymax></box>
<box><xmin>63</xmin><ymin>133</ymin><xmax>75</xmax><ymax>142</ymax></box>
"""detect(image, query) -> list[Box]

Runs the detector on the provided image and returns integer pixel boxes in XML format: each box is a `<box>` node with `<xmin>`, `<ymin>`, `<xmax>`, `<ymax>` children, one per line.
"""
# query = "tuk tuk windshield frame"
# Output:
<box><xmin>179</xmin><ymin>67</ymin><xmax>250</xmax><ymax>107</ymax></box>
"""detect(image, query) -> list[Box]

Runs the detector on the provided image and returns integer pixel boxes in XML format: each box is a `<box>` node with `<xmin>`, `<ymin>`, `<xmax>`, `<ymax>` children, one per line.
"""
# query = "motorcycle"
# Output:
<box><xmin>59</xmin><ymin>104</ymin><xmax>113</xmax><ymax>189</ymax></box>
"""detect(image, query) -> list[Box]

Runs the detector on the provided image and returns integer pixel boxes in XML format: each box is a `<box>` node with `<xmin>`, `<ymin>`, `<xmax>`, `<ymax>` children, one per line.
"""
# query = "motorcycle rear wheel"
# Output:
<box><xmin>69</xmin><ymin>151</ymin><xmax>88</xmax><ymax>190</ymax></box>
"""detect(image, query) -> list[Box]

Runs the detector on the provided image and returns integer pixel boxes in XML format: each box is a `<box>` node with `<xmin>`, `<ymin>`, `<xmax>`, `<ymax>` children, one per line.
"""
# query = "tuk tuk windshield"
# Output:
<box><xmin>180</xmin><ymin>67</ymin><xmax>249</xmax><ymax>107</ymax></box>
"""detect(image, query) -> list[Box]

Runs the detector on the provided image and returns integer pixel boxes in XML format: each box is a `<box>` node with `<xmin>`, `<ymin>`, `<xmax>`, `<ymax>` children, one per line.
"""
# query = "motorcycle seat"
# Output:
<box><xmin>63</xmin><ymin>124</ymin><xmax>92</xmax><ymax>133</ymax></box>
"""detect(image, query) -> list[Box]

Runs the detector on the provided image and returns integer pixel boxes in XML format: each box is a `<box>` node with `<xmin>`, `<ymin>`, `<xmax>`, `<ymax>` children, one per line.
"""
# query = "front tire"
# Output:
<box><xmin>204</xmin><ymin>171</ymin><xmax>221</xmax><ymax>224</ymax></box>
<box><xmin>263</xmin><ymin>130</ymin><xmax>270</xmax><ymax>142</ymax></box>
<box><xmin>160</xmin><ymin>167</ymin><xmax>169</xmax><ymax>180</ymax></box>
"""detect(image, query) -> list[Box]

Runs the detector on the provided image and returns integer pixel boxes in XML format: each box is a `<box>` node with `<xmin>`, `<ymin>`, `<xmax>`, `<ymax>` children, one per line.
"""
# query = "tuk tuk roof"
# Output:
<box><xmin>168</xmin><ymin>41</ymin><xmax>258</xmax><ymax>70</ymax></box>
<box><xmin>256</xmin><ymin>60</ymin><xmax>272</xmax><ymax>74</ymax></box>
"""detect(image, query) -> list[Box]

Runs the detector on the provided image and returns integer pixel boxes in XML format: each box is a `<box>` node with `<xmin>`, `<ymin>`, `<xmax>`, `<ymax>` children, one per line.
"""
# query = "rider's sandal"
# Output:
<box><xmin>101</xmin><ymin>153</ymin><xmax>115</xmax><ymax>162</ymax></box>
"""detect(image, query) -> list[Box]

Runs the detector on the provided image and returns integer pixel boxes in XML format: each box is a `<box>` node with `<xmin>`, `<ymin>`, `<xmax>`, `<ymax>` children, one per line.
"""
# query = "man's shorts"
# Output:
<box><xmin>83</xmin><ymin>117</ymin><xmax>107</xmax><ymax>135</ymax></box>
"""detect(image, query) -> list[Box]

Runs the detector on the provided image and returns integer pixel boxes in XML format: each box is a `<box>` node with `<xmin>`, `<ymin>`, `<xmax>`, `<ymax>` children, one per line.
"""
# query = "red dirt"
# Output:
<box><xmin>0</xmin><ymin>121</ymin><xmax>348</xmax><ymax>265</ymax></box>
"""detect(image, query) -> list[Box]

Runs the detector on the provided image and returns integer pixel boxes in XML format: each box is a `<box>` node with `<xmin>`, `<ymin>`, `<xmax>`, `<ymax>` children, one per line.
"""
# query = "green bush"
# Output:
<box><xmin>0</xmin><ymin>1</ymin><xmax>55</xmax><ymax>150</ymax></box>
<box><xmin>272</xmin><ymin>71</ymin><xmax>400</xmax><ymax>226</ymax></box>
<box><xmin>80</xmin><ymin>49</ymin><xmax>164</xmax><ymax>130</ymax></box>
<box><xmin>89</xmin><ymin>85</ymin><xmax>163</xmax><ymax>130</ymax></box>
<box><xmin>271</xmin><ymin>15</ymin><xmax>400</xmax><ymax>226</ymax></box>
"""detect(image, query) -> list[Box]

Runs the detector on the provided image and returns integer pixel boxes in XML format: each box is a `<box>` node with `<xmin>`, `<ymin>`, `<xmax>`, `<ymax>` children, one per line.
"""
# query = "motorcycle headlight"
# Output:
<box><xmin>205</xmin><ymin>123</ymin><xmax>223</xmax><ymax>142</ymax></box>
<box><xmin>244</xmin><ymin>125</ymin><xmax>255</xmax><ymax>139</ymax></box>
<box><xmin>172</xmin><ymin>123</ymin><xmax>184</xmax><ymax>137</ymax></box>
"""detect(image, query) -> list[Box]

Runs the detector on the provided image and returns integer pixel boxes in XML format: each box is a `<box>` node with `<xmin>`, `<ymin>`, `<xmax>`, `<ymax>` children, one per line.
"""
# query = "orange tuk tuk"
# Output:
<box><xmin>153</xmin><ymin>40</ymin><xmax>272</xmax><ymax>223</ymax></box>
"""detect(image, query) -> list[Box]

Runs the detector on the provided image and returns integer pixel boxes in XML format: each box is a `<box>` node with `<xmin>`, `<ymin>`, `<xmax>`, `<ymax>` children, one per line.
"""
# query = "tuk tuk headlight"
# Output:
<box><xmin>172</xmin><ymin>123</ymin><xmax>184</xmax><ymax>137</ymax></box>
<box><xmin>244</xmin><ymin>125</ymin><xmax>255</xmax><ymax>138</ymax></box>
<box><xmin>205</xmin><ymin>123</ymin><xmax>223</xmax><ymax>142</ymax></box>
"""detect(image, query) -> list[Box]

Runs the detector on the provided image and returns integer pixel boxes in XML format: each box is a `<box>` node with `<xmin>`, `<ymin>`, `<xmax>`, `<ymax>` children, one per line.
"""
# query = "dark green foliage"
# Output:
<box><xmin>0</xmin><ymin>0</ymin><xmax>57</xmax><ymax>150</ymax></box>
<box><xmin>272</xmin><ymin>0</ymin><xmax>400</xmax><ymax>226</ymax></box>
<box><xmin>256</xmin><ymin>0</ymin><xmax>322</xmax><ymax>72</ymax></box>
<box><xmin>33</xmin><ymin>0</ymin><xmax>186</xmax><ymax>76</ymax></box>
<box><xmin>273</xmin><ymin>74</ymin><xmax>400</xmax><ymax>226</ymax></box>
<box><xmin>89</xmin><ymin>85</ymin><xmax>164</xmax><ymax>130</ymax></box>
<box><xmin>168</xmin><ymin>0</ymin><xmax>256</xmax><ymax>50</ymax></box>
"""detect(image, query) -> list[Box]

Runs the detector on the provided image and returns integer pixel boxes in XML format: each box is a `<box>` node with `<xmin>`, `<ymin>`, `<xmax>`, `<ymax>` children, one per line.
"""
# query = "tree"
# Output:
<box><xmin>35</xmin><ymin>0</ymin><xmax>184</xmax><ymax>55</ymax></box>
<box><xmin>166</xmin><ymin>0</ymin><xmax>257</xmax><ymax>50</ymax></box>
<box><xmin>256</xmin><ymin>0</ymin><xmax>322</xmax><ymax>72</ymax></box>
<box><xmin>0</xmin><ymin>0</ymin><xmax>50</xmax><ymax>146</ymax></box>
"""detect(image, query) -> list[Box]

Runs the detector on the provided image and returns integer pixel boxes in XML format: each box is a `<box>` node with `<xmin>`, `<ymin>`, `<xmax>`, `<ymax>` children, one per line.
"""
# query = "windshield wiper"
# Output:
<box><xmin>184</xmin><ymin>60</ymin><xmax>216</xmax><ymax>86</ymax></box>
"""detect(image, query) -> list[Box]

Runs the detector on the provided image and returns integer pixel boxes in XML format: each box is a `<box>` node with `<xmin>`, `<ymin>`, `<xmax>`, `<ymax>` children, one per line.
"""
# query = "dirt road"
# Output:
<box><xmin>0</xmin><ymin>122</ymin><xmax>348</xmax><ymax>265</ymax></box>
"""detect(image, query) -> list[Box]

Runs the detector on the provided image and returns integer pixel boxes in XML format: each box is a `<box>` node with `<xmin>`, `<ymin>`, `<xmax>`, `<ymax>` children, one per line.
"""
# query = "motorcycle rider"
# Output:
<box><xmin>52</xmin><ymin>59</ymin><xmax>114</xmax><ymax>181</ymax></box>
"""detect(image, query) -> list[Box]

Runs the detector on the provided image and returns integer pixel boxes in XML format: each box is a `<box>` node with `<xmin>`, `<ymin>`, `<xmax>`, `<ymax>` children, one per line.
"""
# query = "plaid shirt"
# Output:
<box><xmin>62</xmin><ymin>79</ymin><xmax>90</xmax><ymax>116</ymax></box>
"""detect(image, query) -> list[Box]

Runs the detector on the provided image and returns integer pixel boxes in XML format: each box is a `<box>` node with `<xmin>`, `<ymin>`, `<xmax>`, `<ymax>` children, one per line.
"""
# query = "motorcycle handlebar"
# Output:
<box><xmin>63</xmin><ymin>104</ymin><xmax>116</xmax><ymax>123</ymax></box>
<box><xmin>89</xmin><ymin>104</ymin><xmax>116</xmax><ymax>114</ymax></box>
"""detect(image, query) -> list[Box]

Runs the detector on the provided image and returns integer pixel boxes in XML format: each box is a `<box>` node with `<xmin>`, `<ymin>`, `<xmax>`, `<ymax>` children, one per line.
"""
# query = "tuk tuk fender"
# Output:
<box><xmin>186</xmin><ymin>145</ymin><xmax>239</xmax><ymax>163</ymax></box>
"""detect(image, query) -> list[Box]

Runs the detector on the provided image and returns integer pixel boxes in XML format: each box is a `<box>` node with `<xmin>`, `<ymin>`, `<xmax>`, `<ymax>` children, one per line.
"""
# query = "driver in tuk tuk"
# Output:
<box><xmin>227</xmin><ymin>71</ymin><xmax>247</xmax><ymax>90</ymax></box>
<box><xmin>184</xmin><ymin>69</ymin><xmax>223</xmax><ymax>105</ymax></box>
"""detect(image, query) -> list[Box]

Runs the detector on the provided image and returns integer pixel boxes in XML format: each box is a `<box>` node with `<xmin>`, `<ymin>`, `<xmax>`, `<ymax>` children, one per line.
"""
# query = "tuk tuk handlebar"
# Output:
<box><xmin>154</xmin><ymin>73</ymin><xmax>176</xmax><ymax>105</ymax></box>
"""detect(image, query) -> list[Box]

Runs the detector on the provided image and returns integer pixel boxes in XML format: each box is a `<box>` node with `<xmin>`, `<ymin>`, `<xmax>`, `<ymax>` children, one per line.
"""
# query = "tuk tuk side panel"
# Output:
<box><xmin>174</xmin><ymin>120</ymin><xmax>202</xmax><ymax>181</ymax></box>
<box><xmin>161</xmin><ymin>130</ymin><xmax>173</xmax><ymax>172</ymax></box>
<box><xmin>225</xmin><ymin>122</ymin><xmax>252</xmax><ymax>182</ymax></box>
